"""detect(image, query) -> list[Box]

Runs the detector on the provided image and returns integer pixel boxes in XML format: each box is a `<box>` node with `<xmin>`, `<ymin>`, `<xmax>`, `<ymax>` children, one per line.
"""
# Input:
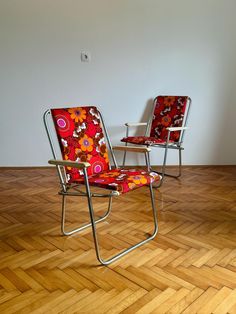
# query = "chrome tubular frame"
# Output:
<box><xmin>98</xmin><ymin>109</ymin><xmax>118</xmax><ymax>169</ymax></box>
<box><xmin>122</xmin><ymin>125</ymin><xmax>129</xmax><ymax>167</ymax></box>
<box><xmin>83</xmin><ymin>167</ymin><xmax>158</xmax><ymax>265</ymax></box>
<box><xmin>60</xmin><ymin>191</ymin><xmax>113</xmax><ymax>236</ymax></box>
<box><xmin>44</xmin><ymin>107</ymin><xmax>159</xmax><ymax>265</ymax></box>
<box><xmin>43</xmin><ymin>110</ymin><xmax>67</xmax><ymax>192</ymax></box>
<box><xmin>152</xmin><ymin>140</ymin><xmax>183</xmax><ymax>187</ymax></box>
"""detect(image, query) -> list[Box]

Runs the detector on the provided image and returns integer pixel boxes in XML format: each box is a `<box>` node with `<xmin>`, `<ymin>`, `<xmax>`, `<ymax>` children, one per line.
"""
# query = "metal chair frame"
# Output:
<box><xmin>43</xmin><ymin>108</ymin><xmax>159</xmax><ymax>265</ymax></box>
<box><xmin>123</xmin><ymin>96</ymin><xmax>192</xmax><ymax>186</ymax></box>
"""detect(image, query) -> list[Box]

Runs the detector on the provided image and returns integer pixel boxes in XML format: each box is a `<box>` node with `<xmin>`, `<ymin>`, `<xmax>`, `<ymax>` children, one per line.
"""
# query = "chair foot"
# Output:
<box><xmin>97</xmin><ymin>228</ymin><xmax>158</xmax><ymax>265</ymax></box>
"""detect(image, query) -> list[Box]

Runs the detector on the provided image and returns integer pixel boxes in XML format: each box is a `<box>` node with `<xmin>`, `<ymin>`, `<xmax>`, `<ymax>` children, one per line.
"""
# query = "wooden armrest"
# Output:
<box><xmin>166</xmin><ymin>127</ymin><xmax>189</xmax><ymax>132</ymax></box>
<box><xmin>113</xmin><ymin>145</ymin><xmax>151</xmax><ymax>153</ymax></box>
<box><xmin>125</xmin><ymin>122</ymin><xmax>148</xmax><ymax>127</ymax></box>
<box><xmin>48</xmin><ymin>159</ymin><xmax>90</xmax><ymax>169</ymax></box>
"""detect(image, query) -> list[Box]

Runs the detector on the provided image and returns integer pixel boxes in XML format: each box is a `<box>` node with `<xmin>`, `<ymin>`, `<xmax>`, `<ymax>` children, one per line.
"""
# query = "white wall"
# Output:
<box><xmin>0</xmin><ymin>0</ymin><xmax>236</xmax><ymax>166</ymax></box>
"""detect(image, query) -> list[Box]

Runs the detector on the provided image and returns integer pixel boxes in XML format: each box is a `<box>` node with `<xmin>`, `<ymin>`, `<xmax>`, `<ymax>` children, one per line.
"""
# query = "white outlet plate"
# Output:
<box><xmin>81</xmin><ymin>52</ymin><xmax>91</xmax><ymax>62</ymax></box>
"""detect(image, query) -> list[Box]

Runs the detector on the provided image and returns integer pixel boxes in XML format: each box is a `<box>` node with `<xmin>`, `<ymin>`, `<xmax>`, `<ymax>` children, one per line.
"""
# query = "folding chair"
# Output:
<box><xmin>121</xmin><ymin>96</ymin><xmax>191</xmax><ymax>185</ymax></box>
<box><xmin>44</xmin><ymin>106</ymin><xmax>161</xmax><ymax>265</ymax></box>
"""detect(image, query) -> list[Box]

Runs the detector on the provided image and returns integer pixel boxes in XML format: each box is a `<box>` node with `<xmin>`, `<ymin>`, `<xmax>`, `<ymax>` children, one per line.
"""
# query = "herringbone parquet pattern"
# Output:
<box><xmin>0</xmin><ymin>166</ymin><xmax>236</xmax><ymax>313</ymax></box>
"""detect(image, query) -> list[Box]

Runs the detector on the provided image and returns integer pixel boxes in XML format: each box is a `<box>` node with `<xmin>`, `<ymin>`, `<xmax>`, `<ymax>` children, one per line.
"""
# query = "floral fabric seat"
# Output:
<box><xmin>73</xmin><ymin>168</ymin><xmax>160</xmax><ymax>194</ymax></box>
<box><xmin>121</xmin><ymin>136</ymin><xmax>174</xmax><ymax>146</ymax></box>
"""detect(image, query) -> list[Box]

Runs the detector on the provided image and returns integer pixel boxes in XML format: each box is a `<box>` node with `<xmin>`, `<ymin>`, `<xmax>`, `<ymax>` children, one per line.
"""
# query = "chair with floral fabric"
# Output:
<box><xmin>44</xmin><ymin>105</ymin><xmax>161</xmax><ymax>265</ymax></box>
<box><xmin>121</xmin><ymin>95</ymin><xmax>191</xmax><ymax>185</ymax></box>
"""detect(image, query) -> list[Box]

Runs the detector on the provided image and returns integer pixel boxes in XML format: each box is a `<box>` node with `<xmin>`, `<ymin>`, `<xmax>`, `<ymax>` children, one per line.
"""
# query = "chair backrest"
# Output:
<box><xmin>149</xmin><ymin>96</ymin><xmax>191</xmax><ymax>143</ymax></box>
<box><xmin>50</xmin><ymin>106</ymin><xmax>112</xmax><ymax>183</ymax></box>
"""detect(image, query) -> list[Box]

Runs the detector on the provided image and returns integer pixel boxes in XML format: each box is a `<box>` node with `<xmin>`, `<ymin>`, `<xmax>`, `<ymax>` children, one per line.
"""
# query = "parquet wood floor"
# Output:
<box><xmin>0</xmin><ymin>166</ymin><xmax>236</xmax><ymax>313</ymax></box>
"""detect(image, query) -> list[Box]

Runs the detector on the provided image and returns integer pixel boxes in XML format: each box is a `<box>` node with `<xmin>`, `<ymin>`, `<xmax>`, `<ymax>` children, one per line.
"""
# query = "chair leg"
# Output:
<box><xmin>145</xmin><ymin>151</ymin><xmax>151</xmax><ymax>171</ymax></box>
<box><xmin>152</xmin><ymin>147</ymin><xmax>183</xmax><ymax>185</ymax></box>
<box><xmin>85</xmin><ymin>184</ymin><xmax>158</xmax><ymax>266</ymax></box>
<box><xmin>150</xmin><ymin>144</ymin><xmax>169</xmax><ymax>187</ymax></box>
<box><xmin>163</xmin><ymin>147</ymin><xmax>182</xmax><ymax>178</ymax></box>
<box><xmin>61</xmin><ymin>194</ymin><xmax>113</xmax><ymax>236</ymax></box>
<box><xmin>177</xmin><ymin>147</ymin><xmax>182</xmax><ymax>177</ymax></box>
<box><xmin>122</xmin><ymin>142</ymin><xmax>128</xmax><ymax>167</ymax></box>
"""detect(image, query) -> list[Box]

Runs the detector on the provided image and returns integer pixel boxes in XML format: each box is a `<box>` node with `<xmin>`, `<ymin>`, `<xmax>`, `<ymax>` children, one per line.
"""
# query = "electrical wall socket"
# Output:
<box><xmin>81</xmin><ymin>52</ymin><xmax>91</xmax><ymax>62</ymax></box>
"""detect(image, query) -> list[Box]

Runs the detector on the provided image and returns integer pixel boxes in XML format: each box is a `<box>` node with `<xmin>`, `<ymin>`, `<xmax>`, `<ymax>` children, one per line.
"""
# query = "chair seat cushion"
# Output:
<box><xmin>121</xmin><ymin>136</ymin><xmax>174</xmax><ymax>145</ymax></box>
<box><xmin>71</xmin><ymin>168</ymin><xmax>161</xmax><ymax>194</ymax></box>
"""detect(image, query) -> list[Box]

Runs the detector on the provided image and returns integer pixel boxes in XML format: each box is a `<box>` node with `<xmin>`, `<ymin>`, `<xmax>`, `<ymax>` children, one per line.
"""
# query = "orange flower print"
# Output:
<box><xmin>103</xmin><ymin>152</ymin><xmax>109</xmax><ymax>163</ymax></box>
<box><xmin>128</xmin><ymin>182</ymin><xmax>136</xmax><ymax>190</ymax></box>
<box><xmin>161</xmin><ymin>115</ymin><xmax>171</xmax><ymax>127</ymax></box>
<box><xmin>100</xmin><ymin>171</ymin><xmax>120</xmax><ymax>178</ymax></box>
<box><xmin>64</xmin><ymin>155</ymin><xmax>72</xmax><ymax>170</ymax></box>
<box><xmin>75</xmin><ymin>148</ymin><xmax>92</xmax><ymax>162</ymax></box>
<box><xmin>163</xmin><ymin>96</ymin><xmax>175</xmax><ymax>107</ymax></box>
<box><xmin>68</xmin><ymin>107</ymin><xmax>86</xmax><ymax>122</ymax></box>
<box><xmin>79</xmin><ymin>135</ymin><xmax>94</xmax><ymax>152</ymax></box>
<box><xmin>128</xmin><ymin>175</ymin><xmax>147</xmax><ymax>185</ymax></box>
<box><xmin>100</xmin><ymin>144</ymin><xmax>109</xmax><ymax>163</ymax></box>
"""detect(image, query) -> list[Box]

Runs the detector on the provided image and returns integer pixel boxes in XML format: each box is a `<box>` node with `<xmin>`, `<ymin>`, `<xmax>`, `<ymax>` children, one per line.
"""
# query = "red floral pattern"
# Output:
<box><xmin>121</xmin><ymin>96</ymin><xmax>188</xmax><ymax>145</ymax></box>
<box><xmin>51</xmin><ymin>106</ymin><xmax>161</xmax><ymax>192</ymax></box>
<box><xmin>74</xmin><ymin>168</ymin><xmax>160</xmax><ymax>194</ymax></box>
<box><xmin>150</xmin><ymin>96</ymin><xmax>188</xmax><ymax>142</ymax></box>
<box><xmin>52</xmin><ymin>109</ymin><xmax>75</xmax><ymax>138</ymax></box>
<box><xmin>51</xmin><ymin>106</ymin><xmax>110</xmax><ymax>182</ymax></box>
<box><xmin>121</xmin><ymin>136</ymin><xmax>174</xmax><ymax>145</ymax></box>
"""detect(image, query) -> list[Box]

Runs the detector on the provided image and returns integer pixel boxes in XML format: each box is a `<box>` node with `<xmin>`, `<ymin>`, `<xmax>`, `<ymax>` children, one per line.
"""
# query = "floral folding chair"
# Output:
<box><xmin>121</xmin><ymin>96</ymin><xmax>191</xmax><ymax>185</ymax></box>
<box><xmin>44</xmin><ymin>106</ymin><xmax>161</xmax><ymax>265</ymax></box>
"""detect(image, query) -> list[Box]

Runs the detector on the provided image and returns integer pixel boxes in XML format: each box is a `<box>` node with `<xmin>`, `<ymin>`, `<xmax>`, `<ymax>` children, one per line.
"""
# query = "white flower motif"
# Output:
<box><xmin>76</xmin><ymin>122</ymin><xmax>86</xmax><ymax>133</ymax></box>
<box><xmin>78</xmin><ymin>169</ymin><xmax>84</xmax><ymax>176</ymax></box>
<box><xmin>116</xmin><ymin>174</ymin><xmax>126</xmax><ymax>180</ymax></box>
<box><xmin>90</xmin><ymin>108</ymin><xmax>100</xmax><ymax>119</ymax></box>
<box><xmin>98</xmin><ymin>137</ymin><xmax>106</xmax><ymax>146</ymax></box>
<box><xmin>73</xmin><ymin>131</ymin><xmax>78</xmax><ymax>137</ymax></box>
<box><xmin>61</xmin><ymin>139</ymin><xmax>68</xmax><ymax>147</ymax></box>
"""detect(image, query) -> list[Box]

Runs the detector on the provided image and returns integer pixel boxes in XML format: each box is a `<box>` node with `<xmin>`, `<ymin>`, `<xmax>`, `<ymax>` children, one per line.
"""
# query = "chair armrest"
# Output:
<box><xmin>125</xmin><ymin>122</ymin><xmax>148</xmax><ymax>127</ymax></box>
<box><xmin>166</xmin><ymin>127</ymin><xmax>189</xmax><ymax>132</ymax></box>
<box><xmin>48</xmin><ymin>159</ymin><xmax>90</xmax><ymax>169</ymax></box>
<box><xmin>113</xmin><ymin>145</ymin><xmax>151</xmax><ymax>153</ymax></box>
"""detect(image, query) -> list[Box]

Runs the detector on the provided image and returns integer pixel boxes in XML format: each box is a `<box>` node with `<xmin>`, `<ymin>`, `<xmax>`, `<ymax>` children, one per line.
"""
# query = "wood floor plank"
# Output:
<box><xmin>0</xmin><ymin>166</ymin><xmax>235</xmax><ymax>312</ymax></box>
